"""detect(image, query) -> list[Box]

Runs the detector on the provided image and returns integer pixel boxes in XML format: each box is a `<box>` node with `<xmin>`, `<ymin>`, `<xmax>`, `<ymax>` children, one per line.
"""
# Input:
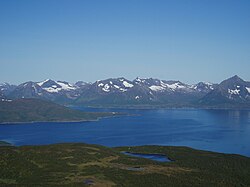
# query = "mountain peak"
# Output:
<box><xmin>200</xmin><ymin>75</ymin><xmax>250</xmax><ymax>105</ymax></box>
<box><xmin>232</xmin><ymin>75</ymin><xmax>240</xmax><ymax>78</ymax></box>
<box><xmin>37</xmin><ymin>79</ymin><xmax>55</xmax><ymax>87</ymax></box>
<box><xmin>220</xmin><ymin>75</ymin><xmax>245</xmax><ymax>85</ymax></box>
<box><xmin>228</xmin><ymin>75</ymin><xmax>243</xmax><ymax>81</ymax></box>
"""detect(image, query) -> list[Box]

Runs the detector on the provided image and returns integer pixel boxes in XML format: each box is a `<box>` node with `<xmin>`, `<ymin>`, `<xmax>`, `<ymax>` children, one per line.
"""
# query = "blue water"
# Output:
<box><xmin>0</xmin><ymin>107</ymin><xmax>250</xmax><ymax>157</ymax></box>
<box><xmin>122</xmin><ymin>152</ymin><xmax>171</xmax><ymax>162</ymax></box>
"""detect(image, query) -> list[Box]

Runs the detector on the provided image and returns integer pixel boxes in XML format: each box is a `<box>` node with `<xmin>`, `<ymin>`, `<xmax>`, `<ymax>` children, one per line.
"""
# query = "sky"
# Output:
<box><xmin>0</xmin><ymin>0</ymin><xmax>250</xmax><ymax>84</ymax></box>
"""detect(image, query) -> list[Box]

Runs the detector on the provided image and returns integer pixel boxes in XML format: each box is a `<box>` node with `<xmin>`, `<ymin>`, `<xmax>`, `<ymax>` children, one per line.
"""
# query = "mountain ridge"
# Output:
<box><xmin>1</xmin><ymin>75</ymin><xmax>250</xmax><ymax>108</ymax></box>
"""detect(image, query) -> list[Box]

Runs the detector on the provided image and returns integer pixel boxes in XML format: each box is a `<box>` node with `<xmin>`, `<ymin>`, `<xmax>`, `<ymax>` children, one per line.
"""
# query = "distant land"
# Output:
<box><xmin>1</xmin><ymin>75</ymin><xmax>250</xmax><ymax>108</ymax></box>
<box><xmin>0</xmin><ymin>142</ymin><xmax>249</xmax><ymax>186</ymax></box>
<box><xmin>0</xmin><ymin>98</ymin><xmax>116</xmax><ymax>124</ymax></box>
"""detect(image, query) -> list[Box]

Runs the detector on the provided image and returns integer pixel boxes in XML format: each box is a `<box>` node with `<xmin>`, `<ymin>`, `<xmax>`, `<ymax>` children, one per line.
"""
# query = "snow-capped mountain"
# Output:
<box><xmin>75</xmin><ymin>81</ymin><xmax>89</xmax><ymax>88</ymax></box>
<box><xmin>2</xmin><ymin>75</ymin><xmax>249</xmax><ymax>107</ymax></box>
<box><xmin>75</xmin><ymin>78</ymin><xmax>141</xmax><ymax>105</ymax></box>
<box><xmin>199</xmin><ymin>75</ymin><xmax>250</xmax><ymax>106</ymax></box>
<box><xmin>191</xmin><ymin>82</ymin><xmax>217</xmax><ymax>93</ymax></box>
<box><xmin>37</xmin><ymin>79</ymin><xmax>77</xmax><ymax>93</ymax></box>
<box><xmin>75</xmin><ymin>77</ymin><xmax>216</xmax><ymax>105</ymax></box>
<box><xmin>0</xmin><ymin>83</ymin><xmax>16</xmax><ymax>101</ymax></box>
<box><xmin>133</xmin><ymin>78</ymin><xmax>216</xmax><ymax>94</ymax></box>
<box><xmin>0</xmin><ymin>83</ymin><xmax>16</xmax><ymax>95</ymax></box>
<box><xmin>9</xmin><ymin>81</ymin><xmax>46</xmax><ymax>99</ymax></box>
<box><xmin>134</xmin><ymin>78</ymin><xmax>190</xmax><ymax>92</ymax></box>
<box><xmin>94</xmin><ymin>78</ymin><xmax>134</xmax><ymax>93</ymax></box>
<box><xmin>9</xmin><ymin>79</ymin><xmax>80</xmax><ymax>103</ymax></box>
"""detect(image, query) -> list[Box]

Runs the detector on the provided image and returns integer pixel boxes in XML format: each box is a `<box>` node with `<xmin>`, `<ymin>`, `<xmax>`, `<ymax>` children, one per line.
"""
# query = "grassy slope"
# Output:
<box><xmin>0</xmin><ymin>143</ymin><xmax>249</xmax><ymax>187</ymax></box>
<box><xmin>0</xmin><ymin>141</ymin><xmax>11</xmax><ymax>146</ymax></box>
<box><xmin>0</xmin><ymin>98</ymin><xmax>115</xmax><ymax>123</ymax></box>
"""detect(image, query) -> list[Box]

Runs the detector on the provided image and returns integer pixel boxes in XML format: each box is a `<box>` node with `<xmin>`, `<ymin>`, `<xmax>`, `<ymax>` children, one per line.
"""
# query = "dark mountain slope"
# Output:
<box><xmin>0</xmin><ymin>98</ymin><xmax>114</xmax><ymax>123</ymax></box>
<box><xmin>199</xmin><ymin>75</ymin><xmax>250</xmax><ymax>107</ymax></box>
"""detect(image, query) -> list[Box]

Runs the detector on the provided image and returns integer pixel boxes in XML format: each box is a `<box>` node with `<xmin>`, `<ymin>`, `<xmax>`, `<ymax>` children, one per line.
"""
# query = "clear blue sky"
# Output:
<box><xmin>0</xmin><ymin>0</ymin><xmax>250</xmax><ymax>84</ymax></box>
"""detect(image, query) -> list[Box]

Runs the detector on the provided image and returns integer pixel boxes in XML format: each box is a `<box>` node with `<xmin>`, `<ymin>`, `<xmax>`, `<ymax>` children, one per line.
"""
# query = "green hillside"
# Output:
<box><xmin>0</xmin><ymin>142</ymin><xmax>249</xmax><ymax>186</ymax></box>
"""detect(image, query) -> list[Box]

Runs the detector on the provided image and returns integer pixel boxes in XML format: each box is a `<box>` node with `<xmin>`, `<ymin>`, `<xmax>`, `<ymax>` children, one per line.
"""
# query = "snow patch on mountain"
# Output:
<box><xmin>204</xmin><ymin>82</ymin><xmax>213</xmax><ymax>86</ymax></box>
<box><xmin>119</xmin><ymin>88</ymin><xmax>127</xmax><ymax>92</ymax></box>
<box><xmin>37</xmin><ymin>79</ymin><xmax>76</xmax><ymax>93</ymax></box>
<box><xmin>135</xmin><ymin>96</ymin><xmax>140</xmax><ymax>99</ymax></box>
<box><xmin>102</xmin><ymin>84</ymin><xmax>110</xmax><ymax>92</ymax></box>
<box><xmin>228</xmin><ymin>89</ymin><xmax>240</xmax><ymax>95</ymax></box>
<box><xmin>114</xmin><ymin>85</ymin><xmax>120</xmax><ymax>89</ymax></box>
<box><xmin>123</xmin><ymin>81</ymin><xmax>134</xmax><ymax>88</ymax></box>
<box><xmin>37</xmin><ymin>79</ymin><xmax>50</xmax><ymax>86</ymax></box>
<box><xmin>246</xmin><ymin>87</ymin><xmax>250</xmax><ymax>93</ymax></box>
<box><xmin>191</xmin><ymin>82</ymin><xmax>214</xmax><ymax>90</ymax></box>
<box><xmin>1</xmin><ymin>99</ymin><xmax>12</xmax><ymax>102</ymax></box>
<box><xmin>0</xmin><ymin>83</ymin><xmax>9</xmax><ymax>87</ymax></box>
<box><xmin>134</xmin><ymin>77</ymin><xmax>146</xmax><ymax>83</ymax></box>
<box><xmin>57</xmin><ymin>81</ymin><xmax>76</xmax><ymax>90</ymax></box>
<box><xmin>149</xmin><ymin>85</ymin><xmax>165</xmax><ymax>91</ymax></box>
<box><xmin>166</xmin><ymin>82</ymin><xmax>185</xmax><ymax>90</ymax></box>
<box><xmin>43</xmin><ymin>87</ymin><xmax>60</xmax><ymax>93</ymax></box>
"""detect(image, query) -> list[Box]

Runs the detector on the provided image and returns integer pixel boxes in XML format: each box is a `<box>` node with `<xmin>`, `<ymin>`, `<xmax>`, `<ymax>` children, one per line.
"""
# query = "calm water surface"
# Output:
<box><xmin>122</xmin><ymin>152</ymin><xmax>171</xmax><ymax>162</ymax></box>
<box><xmin>0</xmin><ymin>107</ymin><xmax>250</xmax><ymax>157</ymax></box>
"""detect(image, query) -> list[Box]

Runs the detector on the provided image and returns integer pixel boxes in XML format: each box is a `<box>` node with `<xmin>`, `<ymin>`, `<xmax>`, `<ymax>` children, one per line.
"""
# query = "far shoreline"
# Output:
<box><xmin>0</xmin><ymin>113</ymin><xmax>124</xmax><ymax>125</ymax></box>
<box><xmin>0</xmin><ymin>111</ymin><xmax>129</xmax><ymax>125</ymax></box>
<box><xmin>70</xmin><ymin>104</ymin><xmax>250</xmax><ymax>110</ymax></box>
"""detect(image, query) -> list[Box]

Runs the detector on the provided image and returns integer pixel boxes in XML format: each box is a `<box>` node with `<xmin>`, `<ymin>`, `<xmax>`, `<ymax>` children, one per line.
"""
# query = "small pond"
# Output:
<box><xmin>122</xmin><ymin>151</ymin><xmax>171</xmax><ymax>162</ymax></box>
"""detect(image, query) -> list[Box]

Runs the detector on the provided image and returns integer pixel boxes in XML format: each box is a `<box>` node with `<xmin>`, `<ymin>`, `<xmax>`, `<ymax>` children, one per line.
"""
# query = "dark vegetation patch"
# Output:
<box><xmin>0</xmin><ymin>143</ymin><xmax>249</xmax><ymax>186</ymax></box>
<box><xmin>0</xmin><ymin>98</ymin><xmax>116</xmax><ymax>123</ymax></box>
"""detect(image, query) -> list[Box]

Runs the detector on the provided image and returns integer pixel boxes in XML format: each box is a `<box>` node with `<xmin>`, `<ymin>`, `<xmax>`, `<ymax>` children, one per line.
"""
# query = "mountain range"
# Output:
<box><xmin>1</xmin><ymin>75</ymin><xmax>250</xmax><ymax>108</ymax></box>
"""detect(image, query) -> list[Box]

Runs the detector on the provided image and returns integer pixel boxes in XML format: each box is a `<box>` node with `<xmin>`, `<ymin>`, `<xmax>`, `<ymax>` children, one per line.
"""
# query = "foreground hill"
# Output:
<box><xmin>0</xmin><ymin>98</ymin><xmax>115</xmax><ymax>123</ymax></box>
<box><xmin>0</xmin><ymin>142</ymin><xmax>249</xmax><ymax>186</ymax></box>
